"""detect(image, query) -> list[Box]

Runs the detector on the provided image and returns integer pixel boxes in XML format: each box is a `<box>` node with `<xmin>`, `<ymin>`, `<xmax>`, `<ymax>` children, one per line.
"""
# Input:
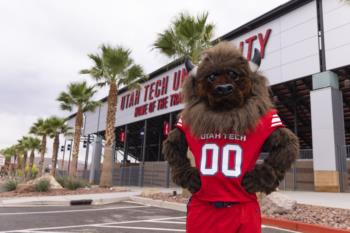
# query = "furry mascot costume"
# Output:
<box><xmin>162</xmin><ymin>42</ymin><xmax>299</xmax><ymax>233</ymax></box>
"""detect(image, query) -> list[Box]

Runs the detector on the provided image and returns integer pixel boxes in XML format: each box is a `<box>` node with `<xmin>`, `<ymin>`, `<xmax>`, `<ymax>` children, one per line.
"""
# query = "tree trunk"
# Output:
<box><xmin>29</xmin><ymin>150</ymin><xmax>34</xmax><ymax>177</ymax></box>
<box><xmin>50</xmin><ymin>134</ymin><xmax>59</xmax><ymax>177</ymax></box>
<box><xmin>70</xmin><ymin>108</ymin><xmax>83</xmax><ymax>177</ymax></box>
<box><xmin>11</xmin><ymin>155</ymin><xmax>18</xmax><ymax>176</ymax></box>
<box><xmin>100</xmin><ymin>82</ymin><xmax>117</xmax><ymax>187</ymax></box>
<box><xmin>22</xmin><ymin>151</ymin><xmax>28</xmax><ymax>177</ymax></box>
<box><xmin>38</xmin><ymin>135</ymin><xmax>47</xmax><ymax>176</ymax></box>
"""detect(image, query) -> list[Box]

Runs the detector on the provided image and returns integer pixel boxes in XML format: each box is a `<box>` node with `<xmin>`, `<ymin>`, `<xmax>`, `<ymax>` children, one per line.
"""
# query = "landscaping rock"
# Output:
<box><xmin>260</xmin><ymin>192</ymin><xmax>297</xmax><ymax>215</ymax></box>
<box><xmin>27</xmin><ymin>175</ymin><xmax>63</xmax><ymax>189</ymax></box>
<box><xmin>140</xmin><ymin>188</ymin><xmax>164</xmax><ymax>197</ymax></box>
<box><xmin>38</xmin><ymin>175</ymin><xmax>63</xmax><ymax>189</ymax></box>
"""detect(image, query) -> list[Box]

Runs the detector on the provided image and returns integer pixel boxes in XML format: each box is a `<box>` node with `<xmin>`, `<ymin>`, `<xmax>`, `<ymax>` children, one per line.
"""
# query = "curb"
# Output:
<box><xmin>0</xmin><ymin>200</ymin><xmax>71</xmax><ymax>206</ymax></box>
<box><xmin>130</xmin><ymin>196</ymin><xmax>187</xmax><ymax>212</ymax></box>
<box><xmin>92</xmin><ymin>196</ymin><xmax>130</xmax><ymax>205</ymax></box>
<box><xmin>0</xmin><ymin>193</ymin><xmax>137</xmax><ymax>207</ymax></box>
<box><xmin>261</xmin><ymin>216</ymin><xmax>350</xmax><ymax>233</ymax></box>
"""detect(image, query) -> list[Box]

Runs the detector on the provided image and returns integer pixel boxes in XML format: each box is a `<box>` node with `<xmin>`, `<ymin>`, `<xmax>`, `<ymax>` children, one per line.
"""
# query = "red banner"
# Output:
<box><xmin>163</xmin><ymin>121</ymin><xmax>170</xmax><ymax>136</ymax></box>
<box><xmin>120</xmin><ymin>131</ymin><xmax>125</xmax><ymax>142</ymax></box>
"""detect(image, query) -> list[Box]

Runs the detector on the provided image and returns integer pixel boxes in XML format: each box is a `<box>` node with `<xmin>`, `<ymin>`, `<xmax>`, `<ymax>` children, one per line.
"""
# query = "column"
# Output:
<box><xmin>310</xmin><ymin>71</ymin><xmax>347</xmax><ymax>192</ymax></box>
<box><xmin>89</xmin><ymin>135</ymin><xmax>103</xmax><ymax>184</ymax></box>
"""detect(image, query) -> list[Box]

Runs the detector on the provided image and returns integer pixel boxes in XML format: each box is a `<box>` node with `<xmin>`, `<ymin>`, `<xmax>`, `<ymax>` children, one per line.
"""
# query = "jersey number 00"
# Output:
<box><xmin>200</xmin><ymin>144</ymin><xmax>242</xmax><ymax>177</ymax></box>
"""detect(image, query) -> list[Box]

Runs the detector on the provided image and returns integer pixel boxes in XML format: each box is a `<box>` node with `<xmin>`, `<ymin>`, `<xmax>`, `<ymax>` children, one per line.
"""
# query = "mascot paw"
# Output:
<box><xmin>186</xmin><ymin>167</ymin><xmax>201</xmax><ymax>193</ymax></box>
<box><xmin>241</xmin><ymin>163</ymin><xmax>279</xmax><ymax>194</ymax></box>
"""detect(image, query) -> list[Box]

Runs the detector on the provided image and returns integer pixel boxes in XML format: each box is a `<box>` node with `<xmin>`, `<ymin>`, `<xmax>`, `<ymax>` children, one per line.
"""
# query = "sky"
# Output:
<box><xmin>0</xmin><ymin>0</ymin><xmax>289</xmax><ymax>161</ymax></box>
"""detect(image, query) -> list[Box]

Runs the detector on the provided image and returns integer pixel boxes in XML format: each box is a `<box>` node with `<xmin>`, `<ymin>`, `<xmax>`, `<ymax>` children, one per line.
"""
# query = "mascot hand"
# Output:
<box><xmin>241</xmin><ymin>163</ymin><xmax>279</xmax><ymax>194</ymax></box>
<box><xmin>171</xmin><ymin>166</ymin><xmax>201</xmax><ymax>193</ymax></box>
<box><xmin>186</xmin><ymin>167</ymin><xmax>201</xmax><ymax>193</ymax></box>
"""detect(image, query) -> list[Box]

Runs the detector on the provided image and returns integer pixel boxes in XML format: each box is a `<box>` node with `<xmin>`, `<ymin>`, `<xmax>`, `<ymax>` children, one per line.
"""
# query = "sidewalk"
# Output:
<box><xmin>280</xmin><ymin>191</ymin><xmax>350</xmax><ymax>210</ymax></box>
<box><xmin>0</xmin><ymin>191</ymin><xmax>141</xmax><ymax>206</ymax></box>
<box><xmin>0</xmin><ymin>186</ymin><xmax>182</xmax><ymax>207</ymax></box>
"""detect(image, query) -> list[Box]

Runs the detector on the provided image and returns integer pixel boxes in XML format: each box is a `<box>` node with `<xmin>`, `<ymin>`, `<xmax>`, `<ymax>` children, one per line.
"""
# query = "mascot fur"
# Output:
<box><xmin>162</xmin><ymin>42</ymin><xmax>299</xmax><ymax>233</ymax></box>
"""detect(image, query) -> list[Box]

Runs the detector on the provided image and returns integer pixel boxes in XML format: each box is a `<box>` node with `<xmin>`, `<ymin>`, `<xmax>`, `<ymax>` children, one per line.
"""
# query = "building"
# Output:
<box><xmin>67</xmin><ymin>0</ymin><xmax>350</xmax><ymax>192</ymax></box>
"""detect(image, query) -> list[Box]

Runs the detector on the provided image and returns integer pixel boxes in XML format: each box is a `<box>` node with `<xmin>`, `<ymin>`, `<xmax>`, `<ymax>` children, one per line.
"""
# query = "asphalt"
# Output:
<box><xmin>0</xmin><ymin>202</ymin><xmax>299</xmax><ymax>233</ymax></box>
<box><xmin>0</xmin><ymin>187</ymin><xmax>349</xmax><ymax>232</ymax></box>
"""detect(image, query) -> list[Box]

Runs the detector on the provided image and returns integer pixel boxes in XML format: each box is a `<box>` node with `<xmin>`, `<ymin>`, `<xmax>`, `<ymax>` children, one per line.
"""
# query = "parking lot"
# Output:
<box><xmin>0</xmin><ymin>202</ymin><xmax>298</xmax><ymax>233</ymax></box>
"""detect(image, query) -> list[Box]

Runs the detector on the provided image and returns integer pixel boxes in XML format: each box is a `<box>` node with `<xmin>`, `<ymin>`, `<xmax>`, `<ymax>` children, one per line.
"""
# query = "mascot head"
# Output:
<box><xmin>185</xmin><ymin>41</ymin><xmax>261</xmax><ymax>110</ymax></box>
<box><xmin>181</xmin><ymin>41</ymin><xmax>273</xmax><ymax>135</ymax></box>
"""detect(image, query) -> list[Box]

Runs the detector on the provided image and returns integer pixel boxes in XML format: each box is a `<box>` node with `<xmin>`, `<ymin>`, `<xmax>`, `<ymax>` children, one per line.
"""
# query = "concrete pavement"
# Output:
<box><xmin>0</xmin><ymin>191</ymin><xmax>141</xmax><ymax>206</ymax></box>
<box><xmin>280</xmin><ymin>191</ymin><xmax>350</xmax><ymax>209</ymax></box>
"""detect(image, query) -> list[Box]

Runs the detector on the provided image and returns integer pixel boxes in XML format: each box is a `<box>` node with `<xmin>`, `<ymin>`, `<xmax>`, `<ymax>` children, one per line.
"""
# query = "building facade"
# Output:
<box><xmin>67</xmin><ymin>0</ymin><xmax>350</xmax><ymax>192</ymax></box>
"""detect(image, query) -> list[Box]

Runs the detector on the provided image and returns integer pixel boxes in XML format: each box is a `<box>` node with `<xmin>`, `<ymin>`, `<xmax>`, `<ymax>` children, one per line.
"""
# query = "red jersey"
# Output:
<box><xmin>176</xmin><ymin>109</ymin><xmax>284</xmax><ymax>203</ymax></box>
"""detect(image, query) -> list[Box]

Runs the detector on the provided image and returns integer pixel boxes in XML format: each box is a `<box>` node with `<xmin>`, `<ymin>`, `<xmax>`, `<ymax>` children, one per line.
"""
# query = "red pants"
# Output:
<box><xmin>186</xmin><ymin>197</ymin><xmax>261</xmax><ymax>233</ymax></box>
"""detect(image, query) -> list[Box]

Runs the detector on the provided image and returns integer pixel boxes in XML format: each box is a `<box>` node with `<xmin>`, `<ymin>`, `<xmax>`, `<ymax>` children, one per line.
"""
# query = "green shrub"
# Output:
<box><xmin>65</xmin><ymin>178</ymin><xmax>85</xmax><ymax>190</ymax></box>
<box><xmin>31</xmin><ymin>165</ymin><xmax>38</xmax><ymax>179</ymax></box>
<box><xmin>56</xmin><ymin>176</ymin><xmax>68</xmax><ymax>187</ymax></box>
<box><xmin>67</xmin><ymin>178</ymin><xmax>88</xmax><ymax>190</ymax></box>
<box><xmin>35</xmin><ymin>179</ymin><xmax>50</xmax><ymax>192</ymax></box>
<box><xmin>24</xmin><ymin>165</ymin><xmax>30</xmax><ymax>175</ymax></box>
<box><xmin>55</xmin><ymin>176</ymin><xmax>89</xmax><ymax>190</ymax></box>
<box><xmin>16</xmin><ymin>169</ymin><xmax>23</xmax><ymax>177</ymax></box>
<box><xmin>4</xmin><ymin>179</ymin><xmax>17</xmax><ymax>191</ymax></box>
<box><xmin>24</xmin><ymin>165</ymin><xmax>38</xmax><ymax>179</ymax></box>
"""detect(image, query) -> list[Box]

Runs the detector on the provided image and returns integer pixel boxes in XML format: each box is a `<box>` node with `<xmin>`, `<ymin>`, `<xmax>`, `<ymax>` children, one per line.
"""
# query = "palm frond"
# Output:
<box><xmin>152</xmin><ymin>11</ymin><xmax>215</xmax><ymax>63</ymax></box>
<box><xmin>57</xmin><ymin>81</ymin><xmax>98</xmax><ymax>113</ymax></box>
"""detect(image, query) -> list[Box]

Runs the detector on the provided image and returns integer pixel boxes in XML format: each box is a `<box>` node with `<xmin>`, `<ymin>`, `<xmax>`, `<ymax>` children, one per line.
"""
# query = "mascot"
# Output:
<box><xmin>162</xmin><ymin>42</ymin><xmax>299</xmax><ymax>233</ymax></box>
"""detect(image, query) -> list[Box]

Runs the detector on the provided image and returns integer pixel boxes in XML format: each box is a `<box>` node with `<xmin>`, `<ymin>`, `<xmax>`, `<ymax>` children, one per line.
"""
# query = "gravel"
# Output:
<box><xmin>141</xmin><ymin>192</ymin><xmax>350</xmax><ymax>230</ymax></box>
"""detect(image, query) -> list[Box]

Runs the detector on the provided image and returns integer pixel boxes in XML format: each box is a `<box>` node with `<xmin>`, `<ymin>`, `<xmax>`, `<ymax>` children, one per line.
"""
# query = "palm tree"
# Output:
<box><xmin>80</xmin><ymin>44</ymin><xmax>145</xmax><ymax>187</ymax></box>
<box><xmin>18</xmin><ymin>136</ymin><xmax>31</xmax><ymax>177</ymax></box>
<box><xmin>152</xmin><ymin>11</ymin><xmax>215</xmax><ymax>64</ymax></box>
<box><xmin>30</xmin><ymin>118</ymin><xmax>51</xmax><ymax>176</ymax></box>
<box><xmin>47</xmin><ymin>117</ymin><xmax>72</xmax><ymax>177</ymax></box>
<box><xmin>57</xmin><ymin>82</ymin><xmax>99</xmax><ymax>177</ymax></box>
<box><xmin>1</xmin><ymin>146</ymin><xmax>16</xmax><ymax>175</ymax></box>
<box><xmin>13</xmin><ymin>143</ymin><xmax>26</xmax><ymax>176</ymax></box>
<box><xmin>27</xmin><ymin>136</ymin><xmax>41</xmax><ymax>177</ymax></box>
<box><xmin>153</xmin><ymin>12</ymin><xmax>215</xmax><ymax>197</ymax></box>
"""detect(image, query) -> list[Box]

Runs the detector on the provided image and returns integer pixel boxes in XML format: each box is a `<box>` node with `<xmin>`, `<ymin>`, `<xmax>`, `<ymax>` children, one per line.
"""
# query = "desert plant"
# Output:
<box><xmin>65</xmin><ymin>178</ymin><xmax>88</xmax><ymax>190</ymax></box>
<box><xmin>31</xmin><ymin>164</ymin><xmax>38</xmax><ymax>179</ymax></box>
<box><xmin>35</xmin><ymin>178</ymin><xmax>50</xmax><ymax>192</ymax></box>
<box><xmin>16</xmin><ymin>169</ymin><xmax>24</xmax><ymax>177</ymax></box>
<box><xmin>55</xmin><ymin>176</ymin><xmax>68</xmax><ymax>187</ymax></box>
<box><xmin>4</xmin><ymin>179</ymin><xmax>17</xmax><ymax>191</ymax></box>
<box><xmin>24</xmin><ymin>164</ymin><xmax>38</xmax><ymax>179</ymax></box>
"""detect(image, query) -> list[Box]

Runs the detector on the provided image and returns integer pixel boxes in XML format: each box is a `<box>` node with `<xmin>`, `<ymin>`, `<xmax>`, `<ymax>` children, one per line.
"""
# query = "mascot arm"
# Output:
<box><xmin>162</xmin><ymin>128</ymin><xmax>201</xmax><ymax>193</ymax></box>
<box><xmin>242</xmin><ymin>127</ymin><xmax>299</xmax><ymax>194</ymax></box>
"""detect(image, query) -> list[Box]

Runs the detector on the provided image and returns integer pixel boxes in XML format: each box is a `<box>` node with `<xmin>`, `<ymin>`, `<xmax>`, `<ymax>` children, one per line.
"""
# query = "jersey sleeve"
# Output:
<box><xmin>175</xmin><ymin>116</ymin><xmax>187</xmax><ymax>133</ymax></box>
<box><xmin>270</xmin><ymin>112</ymin><xmax>285</xmax><ymax>129</ymax></box>
<box><xmin>257</xmin><ymin>109</ymin><xmax>285</xmax><ymax>142</ymax></box>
